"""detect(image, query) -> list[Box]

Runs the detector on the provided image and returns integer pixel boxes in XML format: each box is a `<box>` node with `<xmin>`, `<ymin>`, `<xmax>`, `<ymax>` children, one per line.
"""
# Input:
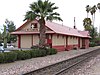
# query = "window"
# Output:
<box><xmin>31</xmin><ymin>23</ymin><xmax>37</xmax><ymax>29</ymax></box>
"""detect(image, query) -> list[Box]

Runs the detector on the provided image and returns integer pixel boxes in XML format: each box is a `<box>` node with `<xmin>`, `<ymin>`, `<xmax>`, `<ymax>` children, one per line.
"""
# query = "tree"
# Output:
<box><xmin>5</xmin><ymin>19</ymin><xmax>16</xmax><ymax>43</ymax></box>
<box><xmin>83</xmin><ymin>18</ymin><xmax>92</xmax><ymax>31</ymax></box>
<box><xmin>90</xmin><ymin>5</ymin><xmax>97</xmax><ymax>25</ymax></box>
<box><xmin>86</xmin><ymin>5</ymin><xmax>91</xmax><ymax>18</ymax></box>
<box><xmin>97</xmin><ymin>3</ymin><xmax>100</xmax><ymax>37</ymax></box>
<box><xmin>90</xmin><ymin>27</ymin><xmax>98</xmax><ymax>41</ymax></box>
<box><xmin>97</xmin><ymin>3</ymin><xmax>100</xmax><ymax>12</ymax></box>
<box><xmin>24</xmin><ymin>0</ymin><xmax>62</xmax><ymax>46</ymax></box>
<box><xmin>3</xmin><ymin>25</ymin><xmax>7</xmax><ymax>48</ymax></box>
<box><xmin>0</xmin><ymin>32</ymin><xmax>3</xmax><ymax>42</ymax></box>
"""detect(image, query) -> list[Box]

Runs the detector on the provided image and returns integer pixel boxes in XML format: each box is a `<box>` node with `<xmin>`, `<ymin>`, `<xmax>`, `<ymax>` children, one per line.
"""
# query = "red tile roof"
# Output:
<box><xmin>11</xmin><ymin>20</ymin><xmax>90</xmax><ymax>38</ymax></box>
<box><xmin>46</xmin><ymin>21</ymin><xmax>90</xmax><ymax>38</ymax></box>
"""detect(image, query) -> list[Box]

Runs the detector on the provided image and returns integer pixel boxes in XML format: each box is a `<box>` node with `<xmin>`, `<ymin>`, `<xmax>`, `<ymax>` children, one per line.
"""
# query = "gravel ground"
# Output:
<box><xmin>71</xmin><ymin>54</ymin><xmax>100</xmax><ymax>75</ymax></box>
<box><xmin>0</xmin><ymin>47</ymin><xmax>99</xmax><ymax>75</ymax></box>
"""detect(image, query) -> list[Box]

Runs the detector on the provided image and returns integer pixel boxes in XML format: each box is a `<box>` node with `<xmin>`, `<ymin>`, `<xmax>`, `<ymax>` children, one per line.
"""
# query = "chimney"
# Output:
<box><xmin>74</xmin><ymin>17</ymin><xmax>76</xmax><ymax>29</ymax></box>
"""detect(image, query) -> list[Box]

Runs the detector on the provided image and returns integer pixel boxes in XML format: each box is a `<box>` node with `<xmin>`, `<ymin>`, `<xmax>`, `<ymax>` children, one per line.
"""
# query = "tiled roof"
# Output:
<box><xmin>11</xmin><ymin>20</ymin><xmax>90</xmax><ymax>38</ymax></box>
<box><xmin>46</xmin><ymin>21</ymin><xmax>90</xmax><ymax>38</ymax></box>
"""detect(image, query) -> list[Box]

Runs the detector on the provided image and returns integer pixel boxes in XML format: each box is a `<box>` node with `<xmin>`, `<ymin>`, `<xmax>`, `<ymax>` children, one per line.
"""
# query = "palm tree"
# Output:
<box><xmin>97</xmin><ymin>3</ymin><xmax>100</xmax><ymax>37</ymax></box>
<box><xmin>83</xmin><ymin>18</ymin><xmax>92</xmax><ymax>31</ymax></box>
<box><xmin>90</xmin><ymin>5</ymin><xmax>97</xmax><ymax>25</ymax></box>
<box><xmin>86</xmin><ymin>5</ymin><xmax>91</xmax><ymax>18</ymax></box>
<box><xmin>97</xmin><ymin>3</ymin><xmax>100</xmax><ymax>12</ymax></box>
<box><xmin>24</xmin><ymin>0</ymin><xmax>62</xmax><ymax>46</ymax></box>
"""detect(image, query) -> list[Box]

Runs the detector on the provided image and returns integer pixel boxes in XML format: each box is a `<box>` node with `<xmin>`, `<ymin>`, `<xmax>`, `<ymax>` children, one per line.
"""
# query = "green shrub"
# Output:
<box><xmin>89</xmin><ymin>42</ymin><xmax>96</xmax><ymax>47</ymax></box>
<box><xmin>30</xmin><ymin>49</ymin><xmax>47</xmax><ymax>58</ymax></box>
<box><xmin>15</xmin><ymin>50</ymin><xmax>31</xmax><ymax>60</ymax></box>
<box><xmin>22</xmin><ymin>50</ymin><xmax>31</xmax><ymax>59</ymax></box>
<box><xmin>30</xmin><ymin>49</ymin><xmax>38</xmax><ymax>58</ymax></box>
<box><xmin>3</xmin><ymin>52</ymin><xmax>17</xmax><ymax>63</ymax></box>
<box><xmin>47</xmin><ymin>48</ymin><xmax>57</xmax><ymax>55</ymax></box>
<box><xmin>0</xmin><ymin>53</ymin><xmax>4</xmax><ymax>63</ymax></box>
<box><xmin>14</xmin><ymin>51</ymin><xmax>24</xmax><ymax>60</ymax></box>
<box><xmin>38</xmin><ymin>49</ymin><xmax>47</xmax><ymax>57</ymax></box>
<box><xmin>31</xmin><ymin>45</ymin><xmax>39</xmax><ymax>49</ymax></box>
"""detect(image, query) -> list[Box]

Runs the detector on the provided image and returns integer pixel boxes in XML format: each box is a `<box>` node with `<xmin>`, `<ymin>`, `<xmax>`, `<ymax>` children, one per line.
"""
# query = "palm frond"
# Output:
<box><xmin>24</xmin><ymin>0</ymin><xmax>62</xmax><ymax>22</ymax></box>
<box><xmin>46</xmin><ymin>16</ymin><xmax>63</xmax><ymax>21</ymax></box>
<box><xmin>23</xmin><ymin>11</ymin><xmax>37</xmax><ymax>21</ymax></box>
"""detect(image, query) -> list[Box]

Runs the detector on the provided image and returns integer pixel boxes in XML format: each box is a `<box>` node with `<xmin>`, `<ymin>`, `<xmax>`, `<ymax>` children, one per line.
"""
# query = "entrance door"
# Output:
<box><xmin>82</xmin><ymin>39</ymin><xmax>85</xmax><ymax>48</ymax></box>
<box><xmin>78</xmin><ymin>38</ymin><xmax>80</xmax><ymax>48</ymax></box>
<box><xmin>46</xmin><ymin>35</ymin><xmax>52</xmax><ymax>48</ymax></box>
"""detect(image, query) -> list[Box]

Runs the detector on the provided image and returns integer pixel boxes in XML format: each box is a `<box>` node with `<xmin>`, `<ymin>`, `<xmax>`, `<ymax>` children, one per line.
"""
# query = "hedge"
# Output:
<box><xmin>0</xmin><ymin>53</ymin><xmax>4</xmax><ymax>63</ymax></box>
<box><xmin>0</xmin><ymin>48</ymin><xmax>57</xmax><ymax>63</ymax></box>
<box><xmin>0</xmin><ymin>52</ymin><xmax>17</xmax><ymax>63</ymax></box>
<box><xmin>47</xmin><ymin>48</ymin><xmax>57</xmax><ymax>55</ymax></box>
<box><xmin>14</xmin><ymin>50</ymin><xmax>31</xmax><ymax>60</ymax></box>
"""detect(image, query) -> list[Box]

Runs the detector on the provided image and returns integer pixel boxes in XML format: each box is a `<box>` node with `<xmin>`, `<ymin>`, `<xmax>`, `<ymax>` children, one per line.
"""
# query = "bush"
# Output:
<box><xmin>30</xmin><ymin>49</ymin><xmax>47</xmax><ymax>58</ymax></box>
<box><xmin>89</xmin><ymin>42</ymin><xmax>96</xmax><ymax>47</ymax></box>
<box><xmin>31</xmin><ymin>45</ymin><xmax>39</xmax><ymax>49</ymax></box>
<box><xmin>0</xmin><ymin>53</ymin><xmax>4</xmax><ymax>63</ymax></box>
<box><xmin>0</xmin><ymin>47</ymin><xmax>57</xmax><ymax>64</ymax></box>
<box><xmin>23</xmin><ymin>50</ymin><xmax>31</xmax><ymax>59</ymax></box>
<box><xmin>47</xmin><ymin>48</ymin><xmax>57</xmax><ymax>55</ymax></box>
<box><xmin>15</xmin><ymin>50</ymin><xmax>31</xmax><ymax>60</ymax></box>
<box><xmin>3</xmin><ymin>52</ymin><xmax>17</xmax><ymax>63</ymax></box>
<box><xmin>38</xmin><ymin>49</ymin><xmax>47</xmax><ymax>57</ymax></box>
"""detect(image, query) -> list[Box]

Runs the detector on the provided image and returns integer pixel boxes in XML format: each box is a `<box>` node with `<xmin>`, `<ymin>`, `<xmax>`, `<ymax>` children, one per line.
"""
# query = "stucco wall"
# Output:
<box><xmin>20</xmin><ymin>20</ymin><xmax>39</xmax><ymax>31</ymax></box>
<box><xmin>33</xmin><ymin>35</ymin><xmax>39</xmax><ymax>45</ymax></box>
<box><xmin>68</xmin><ymin>36</ymin><xmax>78</xmax><ymax>45</ymax></box>
<box><xmin>21</xmin><ymin>35</ymin><xmax>32</xmax><ymax>48</ymax></box>
<box><xmin>80</xmin><ymin>38</ymin><xmax>82</xmax><ymax>48</ymax></box>
<box><xmin>52</xmin><ymin>34</ymin><xmax>66</xmax><ymax>46</ymax></box>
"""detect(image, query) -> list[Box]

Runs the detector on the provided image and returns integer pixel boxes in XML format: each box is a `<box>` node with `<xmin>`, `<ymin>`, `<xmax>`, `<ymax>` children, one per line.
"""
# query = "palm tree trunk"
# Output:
<box><xmin>39</xmin><ymin>18</ymin><xmax>46</xmax><ymax>46</ymax></box>
<box><xmin>92</xmin><ymin>15</ymin><xmax>94</xmax><ymax>25</ymax></box>
<box><xmin>93</xmin><ymin>13</ymin><xmax>95</xmax><ymax>26</ymax></box>
<box><xmin>87</xmin><ymin>13</ymin><xmax>88</xmax><ymax>18</ymax></box>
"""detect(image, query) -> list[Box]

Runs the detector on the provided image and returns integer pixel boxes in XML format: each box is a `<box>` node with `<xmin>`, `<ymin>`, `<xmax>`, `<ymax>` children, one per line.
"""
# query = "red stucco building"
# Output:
<box><xmin>11</xmin><ymin>20</ymin><xmax>90</xmax><ymax>51</ymax></box>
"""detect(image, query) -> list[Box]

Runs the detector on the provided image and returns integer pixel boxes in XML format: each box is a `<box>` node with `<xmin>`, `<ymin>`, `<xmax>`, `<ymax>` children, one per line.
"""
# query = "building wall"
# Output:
<box><xmin>66</xmin><ymin>36</ymin><xmax>78</xmax><ymax>50</ymax></box>
<box><xmin>21</xmin><ymin>35</ymin><xmax>32</xmax><ymax>48</ymax></box>
<box><xmin>85</xmin><ymin>39</ymin><xmax>89</xmax><ymax>48</ymax></box>
<box><xmin>17</xmin><ymin>34</ymin><xmax>89</xmax><ymax>51</ymax></box>
<box><xmin>68</xmin><ymin>36</ymin><xmax>78</xmax><ymax>45</ymax></box>
<box><xmin>80</xmin><ymin>38</ymin><xmax>82</xmax><ymax>48</ymax></box>
<box><xmin>33</xmin><ymin>35</ymin><xmax>39</xmax><ymax>45</ymax></box>
<box><xmin>52</xmin><ymin>34</ymin><xmax>66</xmax><ymax>51</ymax></box>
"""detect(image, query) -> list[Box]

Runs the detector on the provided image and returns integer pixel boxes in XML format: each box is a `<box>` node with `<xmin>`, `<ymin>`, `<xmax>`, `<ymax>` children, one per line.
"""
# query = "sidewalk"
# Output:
<box><xmin>0</xmin><ymin>46</ymin><xmax>100</xmax><ymax>75</ymax></box>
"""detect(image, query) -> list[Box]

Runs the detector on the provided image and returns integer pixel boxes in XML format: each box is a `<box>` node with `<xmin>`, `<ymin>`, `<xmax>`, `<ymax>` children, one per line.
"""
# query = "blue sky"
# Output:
<box><xmin>0</xmin><ymin>0</ymin><xmax>100</xmax><ymax>32</ymax></box>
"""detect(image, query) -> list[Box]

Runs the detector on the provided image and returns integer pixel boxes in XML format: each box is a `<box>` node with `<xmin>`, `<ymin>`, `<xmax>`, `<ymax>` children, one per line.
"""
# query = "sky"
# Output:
<box><xmin>0</xmin><ymin>0</ymin><xmax>100</xmax><ymax>32</ymax></box>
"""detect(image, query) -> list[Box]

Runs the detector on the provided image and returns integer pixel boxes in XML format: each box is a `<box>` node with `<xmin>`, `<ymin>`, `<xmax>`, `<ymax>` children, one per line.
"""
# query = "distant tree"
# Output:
<box><xmin>83</xmin><ymin>18</ymin><xmax>92</xmax><ymax>31</ymax></box>
<box><xmin>24</xmin><ymin>0</ymin><xmax>62</xmax><ymax>46</ymax></box>
<box><xmin>90</xmin><ymin>5</ymin><xmax>97</xmax><ymax>25</ymax></box>
<box><xmin>90</xmin><ymin>27</ymin><xmax>98</xmax><ymax>42</ymax></box>
<box><xmin>0</xmin><ymin>32</ymin><xmax>3</xmax><ymax>42</ymax></box>
<box><xmin>3</xmin><ymin>25</ymin><xmax>7</xmax><ymax>48</ymax></box>
<box><xmin>97</xmin><ymin>3</ymin><xmax>100</xmax><ymax>12</ymax></box>
<box><xmin>86</xmin><ymin>5</ymin><xmax>91</xmax><ymax>18</ymax></box>
<box><xmin>5</xmin><ymin>19</ymin><xmax>16</xmax><ymax>43</ymax></box>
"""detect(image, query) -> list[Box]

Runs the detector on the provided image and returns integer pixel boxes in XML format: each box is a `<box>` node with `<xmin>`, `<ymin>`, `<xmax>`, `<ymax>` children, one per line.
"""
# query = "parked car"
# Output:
<box><xmin>0</xmin><ymin>43</ymin><xmax>4</xmax><ymax>52</ymax></box>
<box><xmin>0</xmin><ymin>43</ymin><xmax>14</xmax><ymax>52</ymax></box>
<box><xmin>7</xmin><ymin>44</ymin><xmax>14</xmax><ymax>49</ymax></box>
